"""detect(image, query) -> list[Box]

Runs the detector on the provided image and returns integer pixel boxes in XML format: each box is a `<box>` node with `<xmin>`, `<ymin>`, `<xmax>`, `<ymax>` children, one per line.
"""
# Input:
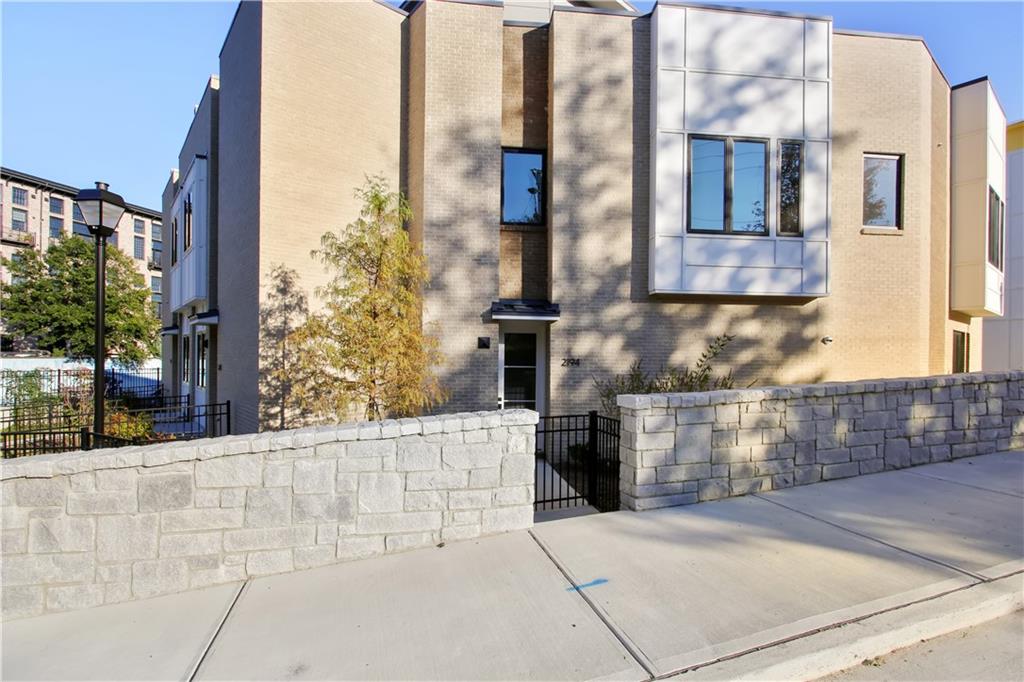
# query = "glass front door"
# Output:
<box><xmin>502</xmin><ymin>332</ymin><xmax>537</xmax><ymax>410</ymax></box>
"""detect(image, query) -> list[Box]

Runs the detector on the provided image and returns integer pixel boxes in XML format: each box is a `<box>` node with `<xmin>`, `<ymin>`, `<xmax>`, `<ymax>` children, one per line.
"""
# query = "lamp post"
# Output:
<box><xmin>74</xmin><ymin>182</ymin><xmax>126</xmax><ymax>435</ymax></box>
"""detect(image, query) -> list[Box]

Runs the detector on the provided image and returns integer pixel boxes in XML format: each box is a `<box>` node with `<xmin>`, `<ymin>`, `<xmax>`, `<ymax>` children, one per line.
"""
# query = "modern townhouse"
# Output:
<box><xmin>0</xmin><ymin>167</ymin><xmax>164</xmax><ymax>316</ymax></box>
<box><xmin>984</xmin><ymin>120</ymin><xmax>1023</xmax><ymax>371</ymax></box>
<box><xmin>162</xmin><ymin>0</ymin><xmax>1008</xmax><ymax>434</ymax></box>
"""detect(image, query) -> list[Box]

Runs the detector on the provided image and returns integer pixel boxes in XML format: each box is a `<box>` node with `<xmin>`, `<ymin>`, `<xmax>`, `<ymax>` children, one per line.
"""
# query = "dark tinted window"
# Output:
<box><xmin>863</xmin><ymin>155</ymin><xmax>901</xmax><ymax>228</ymax></box>
<box><xmin>49</xmin><ymin>196</ymin><xmax>64</xmax><ymax>214</ymax></box>
<box><xmin>12</xmin><ymin>187</ymin><xmax>27</xmax><ymax>206</ymax></box>
<box><xmin>953</xmin><ymin>331</ymin><xmax>969</xmax><ymax>373</ymax></box>
<box><xmin>49</xmin><ymin>216</ymin><xmax>64</xmax><ymax>238</ymax></box>
<box><xmin>501</xmin><ymin>150</ymin><xmax>545</xmax><ymax>225</ymax></box>
<box><xmin>988</xmin><ymin>187</ymin><xmax>1004</xmax><ymax>271</ymax></box>
<box><xmin>779</xmin><ymin>142</ymin><xmax>802</xmax><ymax>235</ymax></box>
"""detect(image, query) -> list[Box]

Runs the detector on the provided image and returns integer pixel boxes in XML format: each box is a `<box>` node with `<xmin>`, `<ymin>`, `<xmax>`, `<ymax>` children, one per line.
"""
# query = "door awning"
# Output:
<box><xmin>490</xmin><ymin>300</ymin><xmax>560</xmax><ymax>321</ymax></box>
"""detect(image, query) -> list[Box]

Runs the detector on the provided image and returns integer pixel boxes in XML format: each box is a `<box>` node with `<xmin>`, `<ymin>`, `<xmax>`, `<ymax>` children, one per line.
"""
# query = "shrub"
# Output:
<box><xmin>594</xmin><ymin>335</ymin><xmax>737</xmax><ymax>417</ymax></box>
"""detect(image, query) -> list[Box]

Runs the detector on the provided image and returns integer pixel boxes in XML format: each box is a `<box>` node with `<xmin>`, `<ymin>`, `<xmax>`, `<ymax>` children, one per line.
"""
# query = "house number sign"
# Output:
<box><xmin>561</xmin><ymin>358</ymin><xmax>581</xmax><ymax>367</ymax></box>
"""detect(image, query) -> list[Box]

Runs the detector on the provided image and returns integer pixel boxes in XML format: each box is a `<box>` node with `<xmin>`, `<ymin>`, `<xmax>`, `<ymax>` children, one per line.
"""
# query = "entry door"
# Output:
<box><xmin>498</xmin><ymin>322</ymin><xmax>547</xmax><ymax>414</ymax></box>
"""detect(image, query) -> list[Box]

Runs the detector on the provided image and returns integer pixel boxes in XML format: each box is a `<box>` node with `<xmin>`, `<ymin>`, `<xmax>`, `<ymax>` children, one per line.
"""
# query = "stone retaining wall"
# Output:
<box><xmin>618</xmin><ymin>372</ymin><xmax>1023</xmax><ymax>511</ymax></box>
<box><xmin>1</xmin><ymin>410</ymin><xmax>538</xmax><ymax>620</ymax></box>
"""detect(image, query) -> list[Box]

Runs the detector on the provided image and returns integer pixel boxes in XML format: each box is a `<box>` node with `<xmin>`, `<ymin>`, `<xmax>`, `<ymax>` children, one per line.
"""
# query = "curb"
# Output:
<box><xmin>675</xmin><ymin>572</ymin><xmax>1024</xmax><ymax>681</ymax></box>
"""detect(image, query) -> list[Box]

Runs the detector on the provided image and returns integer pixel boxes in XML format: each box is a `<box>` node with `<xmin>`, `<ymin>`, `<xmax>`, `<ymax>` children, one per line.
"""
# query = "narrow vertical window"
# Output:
<box><xmin>49</xmin><ymin>216</ymin><xmax>64</xmax><ymax>239</ymax></box>
<box><xmin>134</xmin><ymin>236</ymin><xmax>145</xmax><ymax>259</ymax></box>
<box><xmin>863</xmin><ymin>154</ymin><xmax>902</xmax><ymax>228</ymax></box>
<box><xmin>501</xmin><ymin>150</ymin><xmax>545</xmax><ymax>225</ymax></box>
<box><xmin>952</xmin><ymin>331</ymin><xmax>969</xmax><ymax>373</ymax></box>
<box><xmin>988</xmin><ymin>187</ymin><xmax>1004</xmax><ymax>271</ymax></box>
<box><xmin>134</xmin><ymin>218</ymin><xmax>145</xmax><ymax>234</ymax></box>
<box><xmin>778</xmin><ymin>141</ymin><xmax>803</xmax><ymax>235</ymax></box>
<box><xmin>197</xmin><ymin>332</ymin><xmax>208</xmax><ymax>388</ymax></box>
<box><xmin>11</xmin><ymin>208</ymin><xmax>28</xmax><ymax>231</ymax></box>
<box><xmin>182</xmin><ymin>336</ymin><xmax>191</xmax><ymax>384</ymax></box>
<box><xmin>183</xmin><ymin>192</ymin><xmax>193</xmax><ymax>250</ymax></box>
<box><xmin>688</xmin><ymin>137</ymin><xmax>726</xmax><ymax>232</ymax></box>
<box><xmin>12</xmin><ymin>187</ymin><xmax>27</xmax><ymax>206</ymax></box>
<box><xmin>732</xmin><ymin>140</ymin><xmax>768</xmax><ymax>232</ymax></box>
<box><xmin>171</xmin><ymin>218</ymin><xmax>178</xmax><ymax>265</ymax></box>
<box><xmin>49</xmin><ymin>196</ymin><xmax>64</xmax><ymax>214</ymax></box>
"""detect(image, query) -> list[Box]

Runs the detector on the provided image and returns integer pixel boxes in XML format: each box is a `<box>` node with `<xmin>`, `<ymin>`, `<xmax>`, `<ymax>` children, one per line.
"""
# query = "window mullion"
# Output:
<box><xmin>725</xmin><ymin>137</ymin><xmax>734</xmax><ymax>233</ymax></box>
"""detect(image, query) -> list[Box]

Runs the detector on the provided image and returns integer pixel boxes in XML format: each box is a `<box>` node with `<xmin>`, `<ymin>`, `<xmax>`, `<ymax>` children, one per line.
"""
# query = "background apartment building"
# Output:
<box><xmin>164</xmin><ymin>0</ymin><xmax>1007</xmax><ymax>433</ymax></box>
<box><xmin>0</xmin><ymin>168</ymin><xmax>164</xmax><ymax>317</ymax></box>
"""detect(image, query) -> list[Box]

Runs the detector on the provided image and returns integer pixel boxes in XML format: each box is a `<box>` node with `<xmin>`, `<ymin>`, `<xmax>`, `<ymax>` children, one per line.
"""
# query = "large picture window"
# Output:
<box><xmin>501</xmin><ymin>149</ymin><xmax>545</xmax><ymax>225</ymax></box>
<box><xmin>988</xmin><ymin>187</ymin><xmax>1004</xmax><ymax>271</ymax></box>
<box><xmin>863</xmin><ymin>154</ymin><xmax>902</xmax><ymax>228</ymax></box>
<box><xmin>687</xmin><ymin>136</ymin><xmax>768</xmax><ymax>234</ymax></box>
<box><xmin>778</xmin><ymin>141</ymin><xmax>803</xmax><ymax>235</ymax></box>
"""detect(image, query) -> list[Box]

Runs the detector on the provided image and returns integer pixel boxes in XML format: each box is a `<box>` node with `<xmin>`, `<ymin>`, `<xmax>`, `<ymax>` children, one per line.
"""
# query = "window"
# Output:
<box><xmin>988</xmin><ymin>187</ymin><xmax>1004</xmax><ymax>271</ymax></box>
<box><xmin>778</xmin><ymin>141</ymin><xmax>803</xmax><ymax>236</ymax></box>
<box><xmin>10</xmin><ymin>253</ymin><xmax>23</xmax><ymax>283</ymax></box>
<box><xmin>108</xmin><ymin>231</ymin><xmax>118</xmax><ymax>248</ymax></box>
<box><xmin>952</xmin><ymin>331</ymin><xmax>970</xmax><ymax>373</ymax></box>
<box><xmin>502</xmin><ymin>333</ymin><xmax>536</xmax><ymax>409</ymax></box>
<box><xmin>73</xmin><ymin>220</ymin><xmax>90</xmax><ymax>238</ymax></box>
<box><xmin>49</xmin><ymin>216</ymin><xmax>64</xmax><ymax>239</ymax></box>
<box><xmin>688</xmin><ymin>136</ymin><xmax>768</xmax><ymax>234</ymax></box>
<box><xmin>152</xmin><ymin>293</ymin><xmax>162</xmax><ymax>318</ymax></box>
<box><xmin>863</xmin><ymin>154</ymin><xmax>902</xmax><ymax>228</ymax></box>
<box><xmin>152</xmin><ymin>240</ymin><xmax>163</xmax><ymax>265</ymax></box>
<box><xmin>501</xmin><ymin>149</ymin><xmax>545</xmax><ymax>225</ymax></box>
<box><xmin>183</xmin><ymin>192</ymin><xmax>193</xmax><ymax>250</ymax></box>
<box><xmin>151</xmin><ymin>276</ymin><xmax>162</xmax><ymax>293</ymax></box>
<box><xmin>134</xmin><ymin>218</ymin><xmax>145</xmax><ymax>234</ymax></box>
<box><xmin>12</xmin><ymin>187</ymin><xmax>27</xmax><ymax>206</ymax></box>
<box><xmin>152</xmin><ymin>222</ymin><xmax>162</xmax><ymax>241</ymax></box>
<box><xmin>197</xmin><ymin>332</ymin><xmax>209</xmax><ymax>388</ymax></box>
<box><xmin>49</xmin><ymin>196</ymin><xmax>64</xmax><ymax>215</ymax></box>
<box><xmin>73</xmin><ymin>204</ymin><xmax>83</xmax><ymax>221</ymax></box>
<box><xmin>134</xmin><ymin>236</ymin><xmax>145</xmax><ymax>260</ymax></box>
<box><xmin>171</xmin><ymin>218</ymin><xmax>178</xmax><ymax>265</ymax></box>
<box><xmin>182</xmin><ymin>336</ymin><xmax>191</xmax><ymax>384</ymax></box>
<box><xmin>11</xmin><ymin>208</ymin><xmax>27</xmax><ymax>231</ymax></box>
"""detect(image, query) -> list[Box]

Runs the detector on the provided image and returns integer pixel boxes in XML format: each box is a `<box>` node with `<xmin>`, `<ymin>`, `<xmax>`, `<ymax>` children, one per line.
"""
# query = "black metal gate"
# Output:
<box><xmin>535</xmin><ymin>410</ymin><xmax>620</xmax><ymax>512</ymax></box>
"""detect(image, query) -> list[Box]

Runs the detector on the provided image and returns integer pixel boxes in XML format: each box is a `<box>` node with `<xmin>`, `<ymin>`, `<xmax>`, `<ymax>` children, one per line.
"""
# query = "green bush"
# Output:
<box><xmin>594</xmin><ymin>335</ymin><xmax>738</xmax><ymax>417</ymax></box>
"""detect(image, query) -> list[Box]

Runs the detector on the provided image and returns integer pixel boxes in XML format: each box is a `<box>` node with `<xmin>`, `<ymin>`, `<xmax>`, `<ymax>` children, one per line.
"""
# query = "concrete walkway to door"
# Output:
<box><xmin>4</xmin><ymin>451</ymin><xmax>1022</xmax><ymax>681</ymax></box>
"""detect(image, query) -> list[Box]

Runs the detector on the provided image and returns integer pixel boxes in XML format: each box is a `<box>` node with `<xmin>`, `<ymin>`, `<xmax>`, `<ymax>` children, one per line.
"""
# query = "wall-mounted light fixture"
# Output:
<box><xmin>821</xmin><ymin>336</ymin><xmax>834</xmax><ymax>345</ymax></box>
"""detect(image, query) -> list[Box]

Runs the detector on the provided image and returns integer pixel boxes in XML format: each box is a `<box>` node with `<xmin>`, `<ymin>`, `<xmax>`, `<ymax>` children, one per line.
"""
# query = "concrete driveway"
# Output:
<box><xmin>4</xmin><ymin>451</ymin><xmax>1022</xmax><ymax>681</ymax></box>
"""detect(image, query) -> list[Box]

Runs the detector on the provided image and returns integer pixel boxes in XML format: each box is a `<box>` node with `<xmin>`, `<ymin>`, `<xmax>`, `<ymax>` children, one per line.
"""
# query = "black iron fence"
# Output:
<box><xmin>0</xmin><ymin>400</ymin><xmax>231</xmax><ymax>459</ymax></box>
<box><xmin>0</xmin><ymin>367</ymin><xmax>163</xmax><ymax>406</ymax></box>
<box><xmin>535</xmin><ymin>410</ymin><xmax>620</xmax><ymax>513</ymax></box>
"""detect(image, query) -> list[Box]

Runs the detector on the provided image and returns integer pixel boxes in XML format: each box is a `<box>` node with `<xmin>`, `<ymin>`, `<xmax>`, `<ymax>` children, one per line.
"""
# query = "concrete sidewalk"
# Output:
<box><xmin>4</xmin><ymin>452</ymin><xmax>1022</xmax><ymax>681</ymax></box>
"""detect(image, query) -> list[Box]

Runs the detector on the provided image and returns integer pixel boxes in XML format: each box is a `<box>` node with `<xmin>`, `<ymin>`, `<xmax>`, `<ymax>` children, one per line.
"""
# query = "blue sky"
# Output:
<box><xmin>2</xmin><ymin>1</ymin><xmax>1021</xmax><ymax>210</ymax></box>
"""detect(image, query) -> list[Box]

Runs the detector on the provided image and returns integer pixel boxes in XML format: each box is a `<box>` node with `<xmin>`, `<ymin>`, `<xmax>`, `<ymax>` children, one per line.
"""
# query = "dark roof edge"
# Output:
<box><xmin>1</xmin><ymin>167</ymin><xmax>161</xmax><ymax>219</ymax></box>
<box><xmin>951</xmin><ymin>75</ymin><xmax>1009</xmax><ymax>120</ymax></box>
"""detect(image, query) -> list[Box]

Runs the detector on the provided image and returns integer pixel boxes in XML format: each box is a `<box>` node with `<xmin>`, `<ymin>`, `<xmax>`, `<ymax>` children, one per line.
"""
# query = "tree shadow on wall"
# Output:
<box><xmin>258</xmin><ymin>264</ymin><xmax>309</xmax><ymax>431</ymax></box>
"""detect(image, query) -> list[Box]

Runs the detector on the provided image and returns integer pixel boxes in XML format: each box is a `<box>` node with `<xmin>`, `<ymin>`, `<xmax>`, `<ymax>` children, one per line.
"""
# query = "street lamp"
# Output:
<box><xmin>74</xmin><ymin>182</ymin><xmax>126</xmax><ymax>435</ymax></box>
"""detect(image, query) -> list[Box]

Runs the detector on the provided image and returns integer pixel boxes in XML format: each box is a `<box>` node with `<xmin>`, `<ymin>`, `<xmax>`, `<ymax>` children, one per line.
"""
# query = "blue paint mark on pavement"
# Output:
<box><xmin>567</xmin><ymin>578</ymin><xmax>608</xmax><ymax>592</ymax></box>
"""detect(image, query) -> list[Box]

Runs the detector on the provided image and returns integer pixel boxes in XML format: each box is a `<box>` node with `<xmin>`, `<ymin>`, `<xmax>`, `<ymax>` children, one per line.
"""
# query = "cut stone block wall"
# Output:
<box><xmin>0</xmin><ymin>410</ymin><xmax>537</xmax><ymax>620</ymax></box>
<box><xmin>618</xmin><ymin>372</ymin><xmax>1024</xmax><ymax>511</ymax></box>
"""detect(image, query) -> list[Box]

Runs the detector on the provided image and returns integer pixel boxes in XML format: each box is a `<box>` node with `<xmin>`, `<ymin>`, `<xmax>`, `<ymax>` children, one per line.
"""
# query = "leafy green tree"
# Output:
<box><xmin>286</xmin><ymin>176</ymin><xmax>446</xmax><ymax>421</ymax></box>
<box><xmin>1</xmin><ymin>235</ymin><xmax>160</xmax><ymax>366</ymax></box>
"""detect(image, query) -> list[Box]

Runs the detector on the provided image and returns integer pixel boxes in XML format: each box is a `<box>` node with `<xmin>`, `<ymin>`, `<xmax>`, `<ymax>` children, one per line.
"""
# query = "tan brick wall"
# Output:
<box><xmin>545</xmin><ymin>14</ymin><xmax>956</xmax><ymax>414</ymax></box>
<box><xmin>216</xmin><ymin>1</ymin><xmax>262</xmax><ymax>433</ymax></box>
<box><xmin>257</xmin><ymin>1</ymin><xmax>404</xmax><ymax>429</ymax></box>
<box><xmin>410</xmin><ymin>0</ymin><xmax>504</xmax><ymax>412</ymax></box>
<box><xmin>499</xmin><ymin>230</ymin><xmax>548</xmax><ymax>299</ymax></box>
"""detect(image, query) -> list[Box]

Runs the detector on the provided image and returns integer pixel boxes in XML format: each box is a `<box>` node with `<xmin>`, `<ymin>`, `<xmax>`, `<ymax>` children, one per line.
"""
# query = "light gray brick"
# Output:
<box><xmin>246</xmin><ymin>549</ymin><xmax>294</xmax><ymax>576</ymax></box>
<box><xmin>245</xmin><ymin>488</ymin><xmax>292</xmax><ymax>527</ymax></box>
<box><xmin>223</xmin><ymin>526</ymin><xmax>315</xmax><ymax>552</ymax></box>
<box><xmin>27</xmin><ymin>516</ymin><xmax>94</xmax><ymax>554</ymax></box>
<box><xmin>138</xmin><ymin>473</ymin><xmax>193</xmax><ymax>512</ymax></box>
<box><xmin>162</xmin><ymin>508</ymin><xmax>244</xmax><ymax>532</ymax></box>
<box><xmin>293</xmin><ymin>460</ymin><xmax>335</xmax><ymax>494</ymax></box>
<box><xmin>97</xmin><ymin>514</ymin><xmax>158</xmax><ymax>561</ymax></box>
<box><xmin>293</xmin><ymin>494</ymin><xmax>355</xmax><ymax>524</ymax></box>
<box><xmin>358</xmin><ymin>473</ymin><xmax>404</xmax><ymax>513</ymax></box>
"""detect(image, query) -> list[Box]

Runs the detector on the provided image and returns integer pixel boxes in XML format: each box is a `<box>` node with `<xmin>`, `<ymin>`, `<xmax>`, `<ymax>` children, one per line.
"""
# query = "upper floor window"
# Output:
<box><xmin>73</xmin><ymin>204</ymin><xmax>84</xmax><ymax>221</ymax></box>
<box><xmin>12</xmin><ymin>187</ymin><xmax>27</xmax><ymax>206</ymax></box>
<box><xmin>183</xmin><ymin>192</ymin><xmax>193</xmax><ymax>250</ymax></box>
<box><xmin>170</xmin><ymin>218</ymin><xmax>179</xmax><ymax>265</ymax></box>
<box><xmin>987</xmin><ymin>187</ymin><xmax>1004</xmax><ymax>271</ymax></box>
<box><xmin>688</xmin><ymin>136</ymin><xmax>768</xmax><ymax>234</ymax></box>
<box><xmin>73</xmin><ymin>220</ymin><xmax>90</xmax><ymax>238</ymax></box>
<box><xmin>778</xmin><ymin>141</ymin><xmax>803</xmax><ymax>236</ymax></box>
<box><xmin>49</xmin><ymin>216</ymin><xmax>64</xmax><ymax>239</ymax></box>
<box><xmin>151</xmin><ymin>275</ymin><xmax>162</xmax><ymax>293</ymax></box>
<box><xmin>501</xmin><ymin>149</ymin><xmax>545</xmax><ymax>226</ymax></box>
<box><xmin>134</xmin><ymin>218</ymin><xmax>145</xmax><ymax>234</ymax></box>
<box><xmin>108</xmin><ymin>231</ymin><xmax>118</xmax><ymax>248</ymax></box>
<box><xmin>134</xmin><ymin>236</ymin><xmax>145</xmax><ymax>260</ymax></box>
<box><xmin>151</xmin><ymin>239</ymin><xmax>163</xmax><ymax>266</ymax></box>
<box><xmin>152</xmin><ymin>222</ymin><xmax>162</xmax><ymax>241</ymax></box>
<box><xmin>11</xmin><ymin>208</ymin><xmax>28</xmax><ymax>231</ymax></box>
<box><xmin>863</xmin><ymin>154</ymin><xmax>902</xmax><ymax>229</ymax></box>
<box><xmin>49</xmin><ymin>196</ymin><xmax>64</xmax><ymax>215</ymax></box>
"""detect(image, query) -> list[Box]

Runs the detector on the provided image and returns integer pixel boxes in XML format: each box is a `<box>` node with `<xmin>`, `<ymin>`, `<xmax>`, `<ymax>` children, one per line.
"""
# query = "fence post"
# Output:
<box><xmin>587</xmin><ymin>410</ymin><xmax>598</xmax><ymax>503</ymax></box>
<box><xmin>226</xmin><ymin>400</ymin><xmax>231</xmax><ymax>436</ymax></box>
<box><xmin>80</xmin><ymin>427</ymin><xmax>91</xmax><ymax>451</ymax></box>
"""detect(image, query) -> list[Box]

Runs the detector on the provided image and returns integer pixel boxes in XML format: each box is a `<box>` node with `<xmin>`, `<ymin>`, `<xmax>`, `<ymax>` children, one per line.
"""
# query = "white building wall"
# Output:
<box><xmin>649</xmin><ymin>4</ymin><xmax>832</xmax><ymax>297</ymax></box>
<box><xmin>984</xmin><ymin>137</ymin><xmax>1023</xmax><ymax>370</ymax></box>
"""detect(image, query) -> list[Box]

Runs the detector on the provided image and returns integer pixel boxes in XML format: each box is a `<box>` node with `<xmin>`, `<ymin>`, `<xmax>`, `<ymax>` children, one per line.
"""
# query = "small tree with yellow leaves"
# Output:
<box><xmin>287</xmin><ymin>176</ymin><xmax>446</xmax><ymax>421</ymax></box>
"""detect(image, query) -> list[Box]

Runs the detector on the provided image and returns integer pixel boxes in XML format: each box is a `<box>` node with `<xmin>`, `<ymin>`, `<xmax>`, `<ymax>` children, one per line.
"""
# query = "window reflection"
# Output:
<box><xmin>502</xmin><ymin>150</ymin><xmax>544</xmax><ymax>225</ymax></box>
<box><xmin>689</xmin><ymin>138</ymin><xmax>726</xmax><ymax>231</ymax></box>
<box><xmin>863</xmin><ymin>156</ymin><xmax>900</xmax><ymax>227</ymax></box>
<box><xmin>732</xmin><ymin>140</ymin><xmax>766</xmax><ymax>232</ymax></box>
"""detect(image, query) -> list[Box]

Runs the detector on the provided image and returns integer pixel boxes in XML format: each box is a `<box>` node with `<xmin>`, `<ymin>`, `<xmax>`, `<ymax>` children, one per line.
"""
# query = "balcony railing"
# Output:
<box><xmin>1</xmin><ymin>230</ymin><xmax>36</xmax><ymax>247</ymax></box>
